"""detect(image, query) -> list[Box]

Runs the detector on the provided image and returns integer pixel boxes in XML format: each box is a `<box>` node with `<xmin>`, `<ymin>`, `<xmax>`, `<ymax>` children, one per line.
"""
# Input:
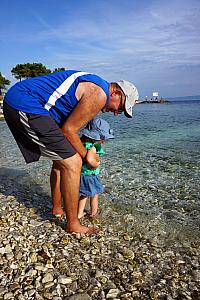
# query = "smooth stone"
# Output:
<box><xmin>57</xmin><ymin>276</ymin><xmax>73</xmax><ymax>285</ymax></box>
<box><xmin>67</xmin><ymin>294</ymin><xmax>92</xmax><ymax>300</ymax></box>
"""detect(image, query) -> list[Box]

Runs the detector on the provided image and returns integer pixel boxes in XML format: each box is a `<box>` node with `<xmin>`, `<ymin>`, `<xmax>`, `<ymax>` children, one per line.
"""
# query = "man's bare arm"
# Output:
<box><xmin>62</xmin><ymin>82</ymin><xmax>107</xmax><ymax>161</ymax></box>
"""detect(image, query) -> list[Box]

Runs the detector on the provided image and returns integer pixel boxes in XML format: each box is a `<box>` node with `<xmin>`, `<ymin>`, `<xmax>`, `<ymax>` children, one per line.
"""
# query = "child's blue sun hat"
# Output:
<box><xmin>81</xmin><ymin>118</ymin><xmax>114</xmax><ymax>141</ymax></box>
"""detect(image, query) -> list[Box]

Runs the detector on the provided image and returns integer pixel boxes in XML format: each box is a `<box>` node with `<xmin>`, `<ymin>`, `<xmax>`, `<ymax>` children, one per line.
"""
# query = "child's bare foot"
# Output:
<box><xmin>78</xmin><ymin>212</ymin><xmax>87</xmax><ymax>219</ymax></box>
<box><xmin>66</xmin><ymin>223</ymin><xmax>97</xmax><ymax>234</ymax></box>
<box><xmin>90</xmin><ymin>212</ymin><xmax>100</xmax><ymax>218</ymax></box>
<box><xmin>88</xmin><ymin>213</ymin><xmax>101</xmax><ymax>224</ymax></box>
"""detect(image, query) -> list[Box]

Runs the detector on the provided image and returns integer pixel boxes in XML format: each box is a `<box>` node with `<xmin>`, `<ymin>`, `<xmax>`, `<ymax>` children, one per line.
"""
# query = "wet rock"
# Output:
<box><xmin>57</xmin><ymin>275</ymin><xmax>73</xmax><ymax>285</ymax></box>
<box><xmin>42</xmin><ymin>273</ymin><xmax>54</xmax><ymax>284</ymax></box>
<box><xmin>67</xmin><ymin>293</ymin><xmax>92</xmax><ymax>300</ymax></box>
<box><xmin>106</xmin><ymin>288</ymin><xmax>120</xmax><ymax>299</ymax></box>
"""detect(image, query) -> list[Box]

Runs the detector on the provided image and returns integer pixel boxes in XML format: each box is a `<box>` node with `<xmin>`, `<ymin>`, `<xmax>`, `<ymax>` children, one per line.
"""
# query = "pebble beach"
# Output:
<box><xmin>0</xmin><ymin>184</ymin><xmax>200</xmax><ymax>300</ymax></box>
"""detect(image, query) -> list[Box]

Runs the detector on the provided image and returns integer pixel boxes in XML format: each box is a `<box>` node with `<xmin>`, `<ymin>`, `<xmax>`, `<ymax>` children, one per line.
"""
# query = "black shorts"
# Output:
<box><xmin>3</xmin><ymin>101</ymin><xmax>76</xmax><ymax>164</ymax></box>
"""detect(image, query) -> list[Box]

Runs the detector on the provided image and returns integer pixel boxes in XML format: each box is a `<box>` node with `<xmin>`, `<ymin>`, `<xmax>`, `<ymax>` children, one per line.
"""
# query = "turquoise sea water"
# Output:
<box><xmin>0</xmin><ymin>100</ymin><xmax>200</xmax><ymax>243</ymax></box>
<box><xmin>102</xmin><ymin>100</ymin><xmax>200</xmax><ymax>242</ymax></box>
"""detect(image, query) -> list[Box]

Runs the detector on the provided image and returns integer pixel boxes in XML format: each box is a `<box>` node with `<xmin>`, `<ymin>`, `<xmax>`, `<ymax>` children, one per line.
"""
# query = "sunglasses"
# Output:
<box><xmin>118</xmin><ymin>94</ymin><xmax>124</xmax><ymax>114</ymax></box>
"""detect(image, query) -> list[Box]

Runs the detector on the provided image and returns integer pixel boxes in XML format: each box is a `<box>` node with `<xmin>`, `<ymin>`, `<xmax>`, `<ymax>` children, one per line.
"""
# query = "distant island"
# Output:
<box><xmin>136</xmin><ymin>91</ymin><xmax>169</xmax><ymax>104</ymax></box>
<box><xmin>136</xmin><ymin>97</ymin><xmax>169</xmax><ymax>105</ymax></box>
<box><xmin>136</xmin><ymin>94</ymin><xmax>200</xmax><ymax>104</ymax></box>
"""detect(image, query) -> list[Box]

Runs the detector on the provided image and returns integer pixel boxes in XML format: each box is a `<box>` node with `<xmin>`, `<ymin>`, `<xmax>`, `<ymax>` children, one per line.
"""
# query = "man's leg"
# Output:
<box><xmin>50</xmin><ymin>162</ymin><xmax>65</xmax><ymax>216</ymax></box>
<box><xmin>54</xmin><ymin>153</ymin><xmax>96</xmax><ymax>234</ymax></box>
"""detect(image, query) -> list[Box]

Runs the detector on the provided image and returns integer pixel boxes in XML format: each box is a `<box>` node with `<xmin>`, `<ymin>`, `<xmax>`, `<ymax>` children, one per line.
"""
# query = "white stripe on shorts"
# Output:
<box><xmin>19</xmin><ymin>111</ymin><xmax>63</xmax><ymax>160</ymax></box>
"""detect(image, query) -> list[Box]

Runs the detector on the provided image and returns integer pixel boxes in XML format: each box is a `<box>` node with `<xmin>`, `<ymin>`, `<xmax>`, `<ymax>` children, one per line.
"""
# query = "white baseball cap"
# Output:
<box><xmin>116</xmin><ymin>80</ymin><xmax>139</xmax><ymax>118</ymax></box>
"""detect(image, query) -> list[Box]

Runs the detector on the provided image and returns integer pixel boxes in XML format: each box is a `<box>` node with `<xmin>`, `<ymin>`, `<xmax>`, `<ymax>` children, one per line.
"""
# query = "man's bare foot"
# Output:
<box><xmin>66</xmin><ymin>223</ymin><xmax>97</xmax><ymax>234</ymax></box>
<box><xmin>52</xmin><ymin>208</ymin><xmax>65</xmax><ymax>217</ymax></box>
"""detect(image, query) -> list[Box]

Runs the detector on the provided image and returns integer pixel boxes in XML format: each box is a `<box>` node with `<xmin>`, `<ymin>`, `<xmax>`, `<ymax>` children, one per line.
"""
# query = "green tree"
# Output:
<box><xmin>0</xmin><ymin>72</ymin><xmax>10</xmax><ymax>95</ymax></box>
<box><xmin>52</xmin><ymin>67</ymin><xmax>66</xmax><ymax>73</ymax></box>
<box><xmin>11</xmin><ymin>63</ymin><xmax>51</xmax><ymax>81</ymax></box>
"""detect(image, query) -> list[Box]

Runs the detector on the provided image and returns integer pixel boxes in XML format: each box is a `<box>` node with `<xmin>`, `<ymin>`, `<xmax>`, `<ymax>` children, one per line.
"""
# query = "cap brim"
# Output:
<box><xmin>81</xmin><ymin>129</ymin><xmax>101</xmax><ymax>140</ymax></box>
<box><xmin>124</xmin><ymin>109</ymin><xmax>132</xmax><ymax>118</ymax></box>
<box><xmin>81</xmin><ymin>129</ymin><xmax>114</xmax><ymax>140</ymax></box>
<box><xmin>124</xmin><ymin>99</ymin><xmax>133</xmax><ymax>118</ymax></box>
<box><xmin>104</xmin><ymin>134</ymin><xmax>115</xmax><ymax>140</ymax></box>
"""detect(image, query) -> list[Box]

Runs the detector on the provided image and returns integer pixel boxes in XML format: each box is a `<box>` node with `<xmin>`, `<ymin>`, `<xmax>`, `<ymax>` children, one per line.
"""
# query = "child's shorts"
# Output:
<box><xmin>80</xmin><ymin>174</ymin><xmax>104</xmax><ymax>197</ymax></box>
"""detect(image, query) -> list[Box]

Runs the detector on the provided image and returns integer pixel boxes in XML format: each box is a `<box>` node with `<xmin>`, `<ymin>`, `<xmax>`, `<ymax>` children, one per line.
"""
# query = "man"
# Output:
<box><xmin>3</xmin><ymin>70</ymin><xmax>139</xmax><ymax>233</ymax></box>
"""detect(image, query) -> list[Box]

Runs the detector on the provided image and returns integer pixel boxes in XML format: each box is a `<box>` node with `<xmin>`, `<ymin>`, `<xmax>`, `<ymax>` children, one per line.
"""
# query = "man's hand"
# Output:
<box><xmin>85</xmin><ymin>146</ymin><xmax>100</xmax><ymax>169</ymax></box>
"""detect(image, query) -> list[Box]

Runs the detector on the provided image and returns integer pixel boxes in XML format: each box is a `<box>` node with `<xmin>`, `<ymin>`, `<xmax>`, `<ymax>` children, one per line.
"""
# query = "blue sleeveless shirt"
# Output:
<box><xmin>5</xmin><ymin>70</ymin><xmax>110</xmax><ymax>126</ymax></box>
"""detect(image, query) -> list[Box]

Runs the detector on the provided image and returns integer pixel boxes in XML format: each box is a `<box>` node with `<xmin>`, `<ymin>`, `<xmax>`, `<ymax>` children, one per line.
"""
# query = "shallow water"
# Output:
<box><xmin>101</xmin><ymin>100</ymin><xmax>200</xmax><ymax>242</ymax></box>
<box><xmin>0</xmin><ymin>100</ymin><xmax>200</xmax><ymax>244</ymax></box>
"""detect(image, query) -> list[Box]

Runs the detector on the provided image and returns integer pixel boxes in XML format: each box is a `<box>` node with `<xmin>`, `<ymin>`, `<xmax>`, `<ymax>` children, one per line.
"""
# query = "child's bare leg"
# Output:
<box><xmin>90</xmin><ymin>194</ymin><xmax>99</xmax><ymax>216</ymax></box>
<box><xmin>78</xmin><ymin>196</ymin><xmax>88</xmax><ymax>219</ymax></box>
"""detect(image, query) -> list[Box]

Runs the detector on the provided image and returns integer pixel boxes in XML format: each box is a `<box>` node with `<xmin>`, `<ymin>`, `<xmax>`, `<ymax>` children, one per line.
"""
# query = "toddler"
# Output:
<box><xmin>78</xmin><ymin>118</ymin><xmax>114</xmax><ymax>219</ymax></box>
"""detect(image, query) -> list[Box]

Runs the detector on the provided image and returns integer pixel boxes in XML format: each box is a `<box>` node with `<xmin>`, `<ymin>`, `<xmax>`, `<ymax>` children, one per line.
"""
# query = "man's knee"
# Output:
<box><xmin>55</xmin><ymin>153</ymin><xmax>82</xmax><ymax>172</ymax></box>
<box><xmin>67</xmin><ymin>153</ymin><xmax>82</xmax><ymax>169</ymax></box>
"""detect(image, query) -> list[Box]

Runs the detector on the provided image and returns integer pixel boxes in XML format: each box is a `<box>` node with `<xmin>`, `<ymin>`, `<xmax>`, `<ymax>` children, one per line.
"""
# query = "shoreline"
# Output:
<box><xmin>0</xmin><ymin>180</ymin><xmax>199</xmax><ymax>299</ymax></box>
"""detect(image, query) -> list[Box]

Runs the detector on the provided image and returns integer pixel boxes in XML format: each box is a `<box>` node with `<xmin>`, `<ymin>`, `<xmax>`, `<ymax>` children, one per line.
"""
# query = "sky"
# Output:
<box><xmin>0</xmin><ymin>0</ymin><xmax>200</xmax><ymax>98</ymax></box>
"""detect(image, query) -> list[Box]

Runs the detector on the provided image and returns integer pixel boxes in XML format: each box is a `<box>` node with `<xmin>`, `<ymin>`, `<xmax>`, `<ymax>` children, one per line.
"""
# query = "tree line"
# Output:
<box><xmin>0</xmin><ymin>63</ymin><xmax>66</xmax><ymax>95</ymax></box>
